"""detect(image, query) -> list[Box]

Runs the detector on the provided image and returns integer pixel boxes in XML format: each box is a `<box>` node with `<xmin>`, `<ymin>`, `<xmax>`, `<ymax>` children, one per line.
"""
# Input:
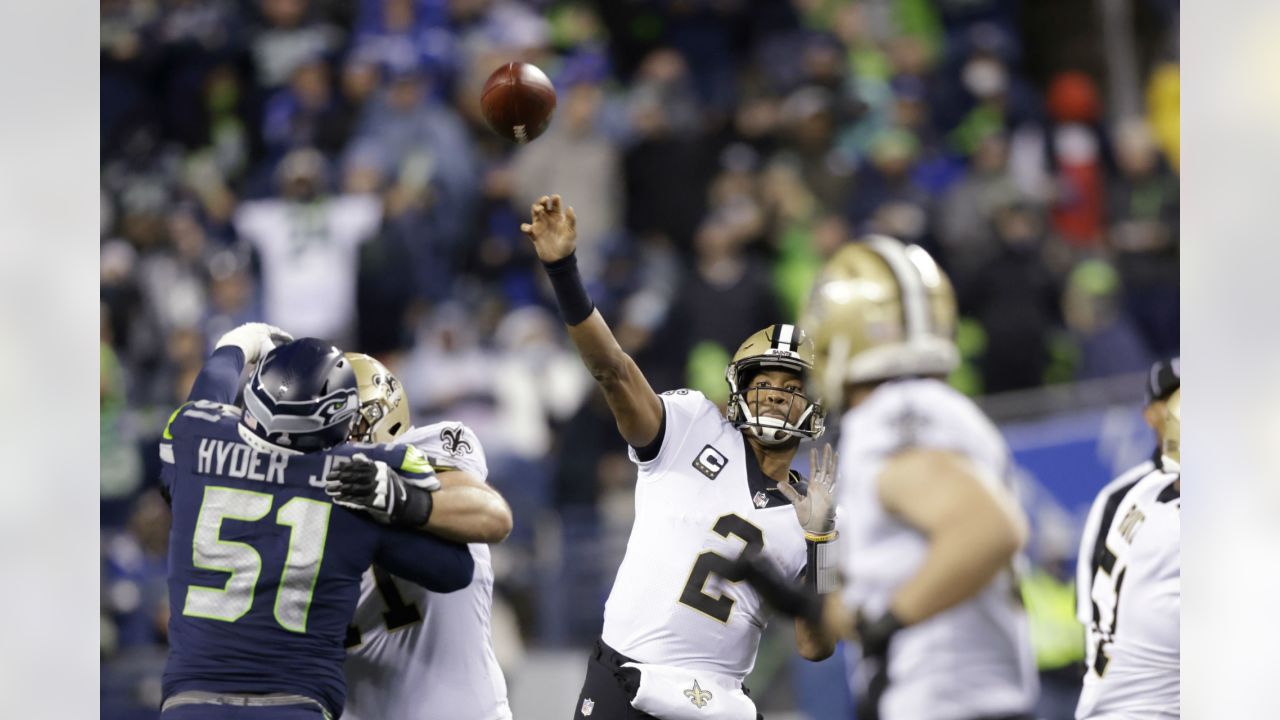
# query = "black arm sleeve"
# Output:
<box><xmin>186</xmin><ymin>346</ymin><xmax>247</xmax><ymax>405</ymax></box>
<box><xmin>631</xmin><ymin>400</ymin><xmax>667</xmax><ymax>463</ymax></box>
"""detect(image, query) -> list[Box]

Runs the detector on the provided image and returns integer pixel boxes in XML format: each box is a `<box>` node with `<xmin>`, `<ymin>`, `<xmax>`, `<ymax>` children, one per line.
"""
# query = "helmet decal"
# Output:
<box><xmin>241</xmin><ymin>338</ymin><xmax>360</xmax><ymax>453</ymax></box>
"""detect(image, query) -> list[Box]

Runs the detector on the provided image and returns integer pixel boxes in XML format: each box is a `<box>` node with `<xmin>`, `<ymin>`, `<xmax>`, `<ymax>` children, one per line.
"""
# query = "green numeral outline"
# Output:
<box><xmin>273</xmin><ymin>497</ymin><xmax>333</xmax><ymax>633</ymax></box>
<box><xmin>184</xmin><ymin>486</ymin><xmax>273</xmax><ymax>623</ymax></box>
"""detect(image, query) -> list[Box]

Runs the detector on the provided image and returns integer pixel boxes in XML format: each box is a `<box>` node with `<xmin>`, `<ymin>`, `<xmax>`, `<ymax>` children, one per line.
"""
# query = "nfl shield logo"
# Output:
<box><xmin>753</xmin><ymin>491</ymin><xmax>769</xmax><ymax>508</ymax></box>
<box><xmin>580</xmin><ymin>698</ymin><xmax>594</xmax><ymax>716</ymax></box>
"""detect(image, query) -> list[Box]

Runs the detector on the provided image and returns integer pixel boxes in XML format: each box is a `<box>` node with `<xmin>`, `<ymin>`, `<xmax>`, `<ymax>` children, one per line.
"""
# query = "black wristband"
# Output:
<box><xmin>856</xmin><ymin>609</ymin><xmax>906</xmax><ymax>658</ymax></box>
<box><xmin>394</xmin><ymin>485</ymin><xmax>436</xmax><ymax>529</ymax></box>
<box><xmin>543</xmin><ymin>251</ymin><xmax>595</xmax><ymax>326</ymax></box>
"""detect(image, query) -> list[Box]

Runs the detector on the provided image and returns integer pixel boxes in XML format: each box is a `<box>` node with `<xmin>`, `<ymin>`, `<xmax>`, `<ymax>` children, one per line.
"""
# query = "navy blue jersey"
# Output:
<box><xmin>158</xmin><ymin>349</ymin><xmax>474</xmax><ymax>717</ymax></box>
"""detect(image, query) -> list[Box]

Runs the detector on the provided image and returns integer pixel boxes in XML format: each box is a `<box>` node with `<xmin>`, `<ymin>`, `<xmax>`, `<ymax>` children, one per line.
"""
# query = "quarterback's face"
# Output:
<box><xmin>743</xmin><ymin>369</ymin><xmax>808</xmax><ymax>424</ymax></box>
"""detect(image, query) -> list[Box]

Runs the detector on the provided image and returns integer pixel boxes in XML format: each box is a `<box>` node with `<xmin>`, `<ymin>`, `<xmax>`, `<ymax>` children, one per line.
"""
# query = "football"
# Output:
<box><xmin>480</xmin><ymin>62</ymin><xmax>557</xmax><ymax>144</ymax></box>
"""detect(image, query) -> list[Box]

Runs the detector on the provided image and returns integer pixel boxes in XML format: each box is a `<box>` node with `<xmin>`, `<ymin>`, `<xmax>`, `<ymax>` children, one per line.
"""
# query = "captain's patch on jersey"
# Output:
<box><xmin>692</xmin><ymin>445</ymin><xmax>729</xmax><ymax>480</ymax></box>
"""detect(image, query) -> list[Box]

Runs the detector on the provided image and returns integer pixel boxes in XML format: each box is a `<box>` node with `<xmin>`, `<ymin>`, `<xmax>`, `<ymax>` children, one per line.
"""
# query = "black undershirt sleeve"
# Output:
<box><xmin>631</xmin><ymin>401</ymin><xmax>668</xmax><ymax>463</ymax></box>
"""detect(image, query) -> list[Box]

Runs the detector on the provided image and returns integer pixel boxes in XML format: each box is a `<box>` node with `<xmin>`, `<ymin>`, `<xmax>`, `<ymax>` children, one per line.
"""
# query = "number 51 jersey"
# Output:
<box><xmin>159</xmin><ymin>402</ymin><xmax>474</xmax><ymax>717</ymax></box>
<box><xmin>602</xmin><ymin>389</ymin><xmax>809</xmax><ymax>681</ymax></box>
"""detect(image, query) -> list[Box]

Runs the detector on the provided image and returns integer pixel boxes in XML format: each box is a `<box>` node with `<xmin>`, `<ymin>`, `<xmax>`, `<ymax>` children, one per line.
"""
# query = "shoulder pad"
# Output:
<box><xmin>163</xmin><ymin>400</ymin><xmax>242</xmax><ymax>439</ymax></box>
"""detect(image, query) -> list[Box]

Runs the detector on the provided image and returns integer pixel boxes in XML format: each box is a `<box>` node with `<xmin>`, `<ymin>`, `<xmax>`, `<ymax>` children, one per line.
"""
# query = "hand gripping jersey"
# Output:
<box><xmin>601</xmin><ymin>389</ymin><xmax>809</xmax><ymax>681</ymax></box>
<box><xmin>1076</xmin><ymin>468</ymin><xmax>1180</xmax><ymax>719</ymax></box>
<box><xmin>344</xmin><ymin>422</ymin><xmax>511</xmax><ymax>720</ymax></box>
<box><xmin>837</xmin><ymin>378</ymin><xmax>1037</xmax><ymax>720</ymax></box>
<box><xmin>159</xmin><ymin>400</ymin><xmax>474</xmax><ymax>718</ymax></box>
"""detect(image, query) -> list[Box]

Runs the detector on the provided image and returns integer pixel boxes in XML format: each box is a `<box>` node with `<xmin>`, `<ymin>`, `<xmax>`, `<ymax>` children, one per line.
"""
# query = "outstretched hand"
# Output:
<box><xmin>777</xmin><ymin>444</ymin><xmax>838</xmax><ymax>538</ymax></box>
<box><xmin>520</xmin><ymin>194</ymin><xmax>577</xmax><ymax>263</ymax></box>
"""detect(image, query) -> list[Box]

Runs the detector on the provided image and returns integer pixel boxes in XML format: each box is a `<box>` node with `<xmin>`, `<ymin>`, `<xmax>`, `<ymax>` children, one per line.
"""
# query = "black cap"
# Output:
<box><xmin>1144</xmin><ymin>357</ymin><xmax>1180</xmax><ymax>404</ymax></box>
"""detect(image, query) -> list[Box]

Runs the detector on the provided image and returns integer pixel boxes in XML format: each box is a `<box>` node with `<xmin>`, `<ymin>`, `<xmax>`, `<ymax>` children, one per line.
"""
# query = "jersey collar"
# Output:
<box><xmin>740</xmin><ymin>434</ymin><xmax>804</xmax><ymax>510</ymax></box>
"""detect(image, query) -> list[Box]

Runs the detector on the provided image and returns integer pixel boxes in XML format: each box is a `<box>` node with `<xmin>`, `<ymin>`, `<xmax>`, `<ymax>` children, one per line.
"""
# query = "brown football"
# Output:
<box><xmin>480</xmin><ymin>62</ymin><xmax>557</xmax><ymax>144</ymax></box>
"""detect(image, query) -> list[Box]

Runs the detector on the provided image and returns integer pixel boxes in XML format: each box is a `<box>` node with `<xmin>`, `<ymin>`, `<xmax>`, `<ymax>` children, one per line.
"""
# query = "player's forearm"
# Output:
<box><xmin>566</xmin><ymin>310</ymin><xmax>632</xmax><ymax>383</ymax></box>
<box><xmin>567</xmin><ymin>316</ymin><xmax>663</xmax><ymax>447</ymax></box>
<box><xmin>379</xmin><ymin>529</ymin><xmax>475</xmax><ymax>593</ymax></box>
<box><xmin>186</xmin><ymin>346</ymin><xmax>247</xmax><ymax>404</ymax></box>
<box><xmin>423</xmin><ymin>482</ymin><xmax>513</xmax><ymax>544</ymax></box>
<box><xmin>889</xmin><ymin>513</ymin><xmax>1023</xmax><ymax>625</ymax></box>
<box><xmin>794</xmin><ymin>615</ymin><xmax>836</xmax><ymax>661</ymax></box>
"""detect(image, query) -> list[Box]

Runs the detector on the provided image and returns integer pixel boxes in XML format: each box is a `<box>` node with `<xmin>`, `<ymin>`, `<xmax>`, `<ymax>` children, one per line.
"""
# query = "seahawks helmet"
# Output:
<box><xmin>1161</xmin><ymin>387</ymin><xmax>1180</xmax><ymax>474</ymax></box>
<box><xmin>725</xmin><ymin>324</ymin><xmax>826</xmax><ymax>446</ymax></box>
<box><xmin>241</xmin><ymin>338</ymin><xmax>360</xmax><ymax>453</ymax></box>
<box><xmin>801</xmin><ymin>235</ymin><xmax>959</xmax><ymax>409</ymax></box>
<box><xmin>346</xmin><ymin>352</ymin><xmax>411</xmax><ymax>443</ymax></box>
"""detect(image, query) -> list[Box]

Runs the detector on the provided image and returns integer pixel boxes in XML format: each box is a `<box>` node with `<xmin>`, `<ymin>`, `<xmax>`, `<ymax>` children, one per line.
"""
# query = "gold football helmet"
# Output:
<box><xmin>1161</xmin><ymin>387</ymin><xmax>1180</xmax><ymax>474</ymax></box>
<box><xmin>346</xmin><ymin>353</ymin><xmax>411</xmax><ymax>443</ymax></box>
<box><xmin>725</xmin><ymin>324</ymin><xmax>826</xmax><ymax>445</ymax></box>
<box><xmin>801</xmin><ymin>235</ymin><xmax>959</xmax><ymax>407</ymax></box>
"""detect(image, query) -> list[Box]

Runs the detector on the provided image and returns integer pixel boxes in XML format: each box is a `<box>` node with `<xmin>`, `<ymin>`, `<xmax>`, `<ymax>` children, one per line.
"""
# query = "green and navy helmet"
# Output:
<box><xmin>241</xmin><ymin>338</ymin><xmax>360</xmax><ymax>453</ymax></box>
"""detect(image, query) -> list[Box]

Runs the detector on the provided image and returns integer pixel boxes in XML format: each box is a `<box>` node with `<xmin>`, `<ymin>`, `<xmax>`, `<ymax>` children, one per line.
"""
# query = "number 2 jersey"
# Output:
<box><xmin>1076</xmin><ymin>467</ymin><xmax>1180</xmax><ymax>719</ymax></box>
<box><xmin>344</xmin><ymin>422</ymin><xmax>511</xmax><ymax>720</ymax></box>
<box><xmin>159</xmin><ymin>391</ymin><xmax>474</xmax><ymax>718</ymax></box>
<box><xmin>602</xmin><ymin>389</ymin><xmax>809</xmax><ymax>681</ymax></box>
<box><xmin>837</xmin><ymin>378</ymin><xmax>1037</xmax><ymax>720</ymax></box>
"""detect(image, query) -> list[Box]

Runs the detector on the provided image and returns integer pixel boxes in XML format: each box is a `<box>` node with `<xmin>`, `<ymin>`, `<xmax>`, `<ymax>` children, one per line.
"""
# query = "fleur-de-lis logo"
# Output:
<box><xmin>440</xmin><ymin>425</ymin><xmax>473</xmax><ymax>456</ymax></box>
<box><xmin>684</xmin><ymin>679</ymin><xmax>713</xmax><ymax>709</ymax></box>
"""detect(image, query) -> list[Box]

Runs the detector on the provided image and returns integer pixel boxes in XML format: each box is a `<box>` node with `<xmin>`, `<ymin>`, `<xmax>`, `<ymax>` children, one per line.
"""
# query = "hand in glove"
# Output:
<box><xmin>214</xmin><ymin>322</ymin><xmax>294</xmax><ymax>364</ymax></box>
<box><xmin>324</xmin><ymin>453</ymin><xmax>436</xmax><ymax>529</ymax></box>
<box><xmin>727</xmin><ymin>551</ymin><xmax>822</xmax><ymax>625</ymax></box>
<box><xmin>777</xmin><ymin>444</ymin><xmax>838</xmax><ymax>540</ymax></box>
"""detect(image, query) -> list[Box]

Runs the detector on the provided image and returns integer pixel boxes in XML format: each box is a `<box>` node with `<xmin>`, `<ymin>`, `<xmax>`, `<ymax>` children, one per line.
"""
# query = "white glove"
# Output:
<box><xmin>215</xmin><ymin>322</ymin><xmax>294</xmax><ymax>364</ymax></box>
<box><xmin>778</xmin><ymin>444</ymin><xmax>839</xmax><ymax>539</ymax></box>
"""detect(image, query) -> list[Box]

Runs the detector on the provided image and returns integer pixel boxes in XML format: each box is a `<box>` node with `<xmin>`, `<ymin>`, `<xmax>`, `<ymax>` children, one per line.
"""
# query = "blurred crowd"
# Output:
<box><xmin>101</xmin><ymin>0</ymin><xmax>1179</xmax><ymax>715</ymax></box>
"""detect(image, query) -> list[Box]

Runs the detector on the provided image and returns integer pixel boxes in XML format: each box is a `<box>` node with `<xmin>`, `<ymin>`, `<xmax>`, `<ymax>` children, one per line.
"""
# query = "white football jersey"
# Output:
<box><xmin>234</xmin><ymin>195</ymin><xmax>380</xmax><ymax>342</ymax></box>
<box><xmin>344</xmin><ymin>422</ymin><xmax>511</xmax><ymax>720</ymax></box>
<box><xmin>601</xmin><ymin>389</ymin><xmax>809</xmax><ymax>681</ymax></box>
<box><xmin>837</xmin><ymin>378</ymin><xmax>1037</xmax><ymax>720</ymax></box>
<box><xmin>1076</xmin><ymin>468</ymin><xmax>1180</xmax><ymax>719</ymax></box>
<box><xmin>1076</xmin><ymin>459</ymin><xmax>1156</xmax><ymax>626</ymax></box>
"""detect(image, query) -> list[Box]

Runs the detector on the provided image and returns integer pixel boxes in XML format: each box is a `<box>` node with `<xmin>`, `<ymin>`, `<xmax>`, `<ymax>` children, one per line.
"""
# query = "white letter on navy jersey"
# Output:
<box><xmin>246</xmin><ymin>449</ymin><xmax>267</xmax><ymax>482</ymax></box>
<box><xmin>309</xmin><ymin>454</ymin><xmax>349</xmax><ymax>488</ymax></box>
<box><xmin>268</xmin><ymin>451</ymin><xmax>288</xmax><ymax>485</ymax></box>
<box><xmin>214</xmin><ymin>440</ymin><xmax>233</xmax><ymax>475</ymax></box>
<box><xmin>198</xmin><ymin>438</ymin><xmax>215</xmax><ymax>475</ymax></box>
<box><xmin>228</xmin><ymin>444</ymin><xmax>251</xmax><ymax>478</ymax></box>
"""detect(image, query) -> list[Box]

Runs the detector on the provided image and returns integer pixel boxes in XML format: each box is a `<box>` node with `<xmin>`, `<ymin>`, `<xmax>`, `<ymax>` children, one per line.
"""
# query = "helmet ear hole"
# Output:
<box><xmin>388</xmin><ymin>422</ymin><xmax>403</xmax><ymax>437</ymax></box>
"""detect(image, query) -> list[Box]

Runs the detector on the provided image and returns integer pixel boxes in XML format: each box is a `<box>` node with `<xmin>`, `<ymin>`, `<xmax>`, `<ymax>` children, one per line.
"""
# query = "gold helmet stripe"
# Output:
<box><xmin>866</xmin><ymin>235</ymin><xmax>932</xmax><ymax>342</ymax></box>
